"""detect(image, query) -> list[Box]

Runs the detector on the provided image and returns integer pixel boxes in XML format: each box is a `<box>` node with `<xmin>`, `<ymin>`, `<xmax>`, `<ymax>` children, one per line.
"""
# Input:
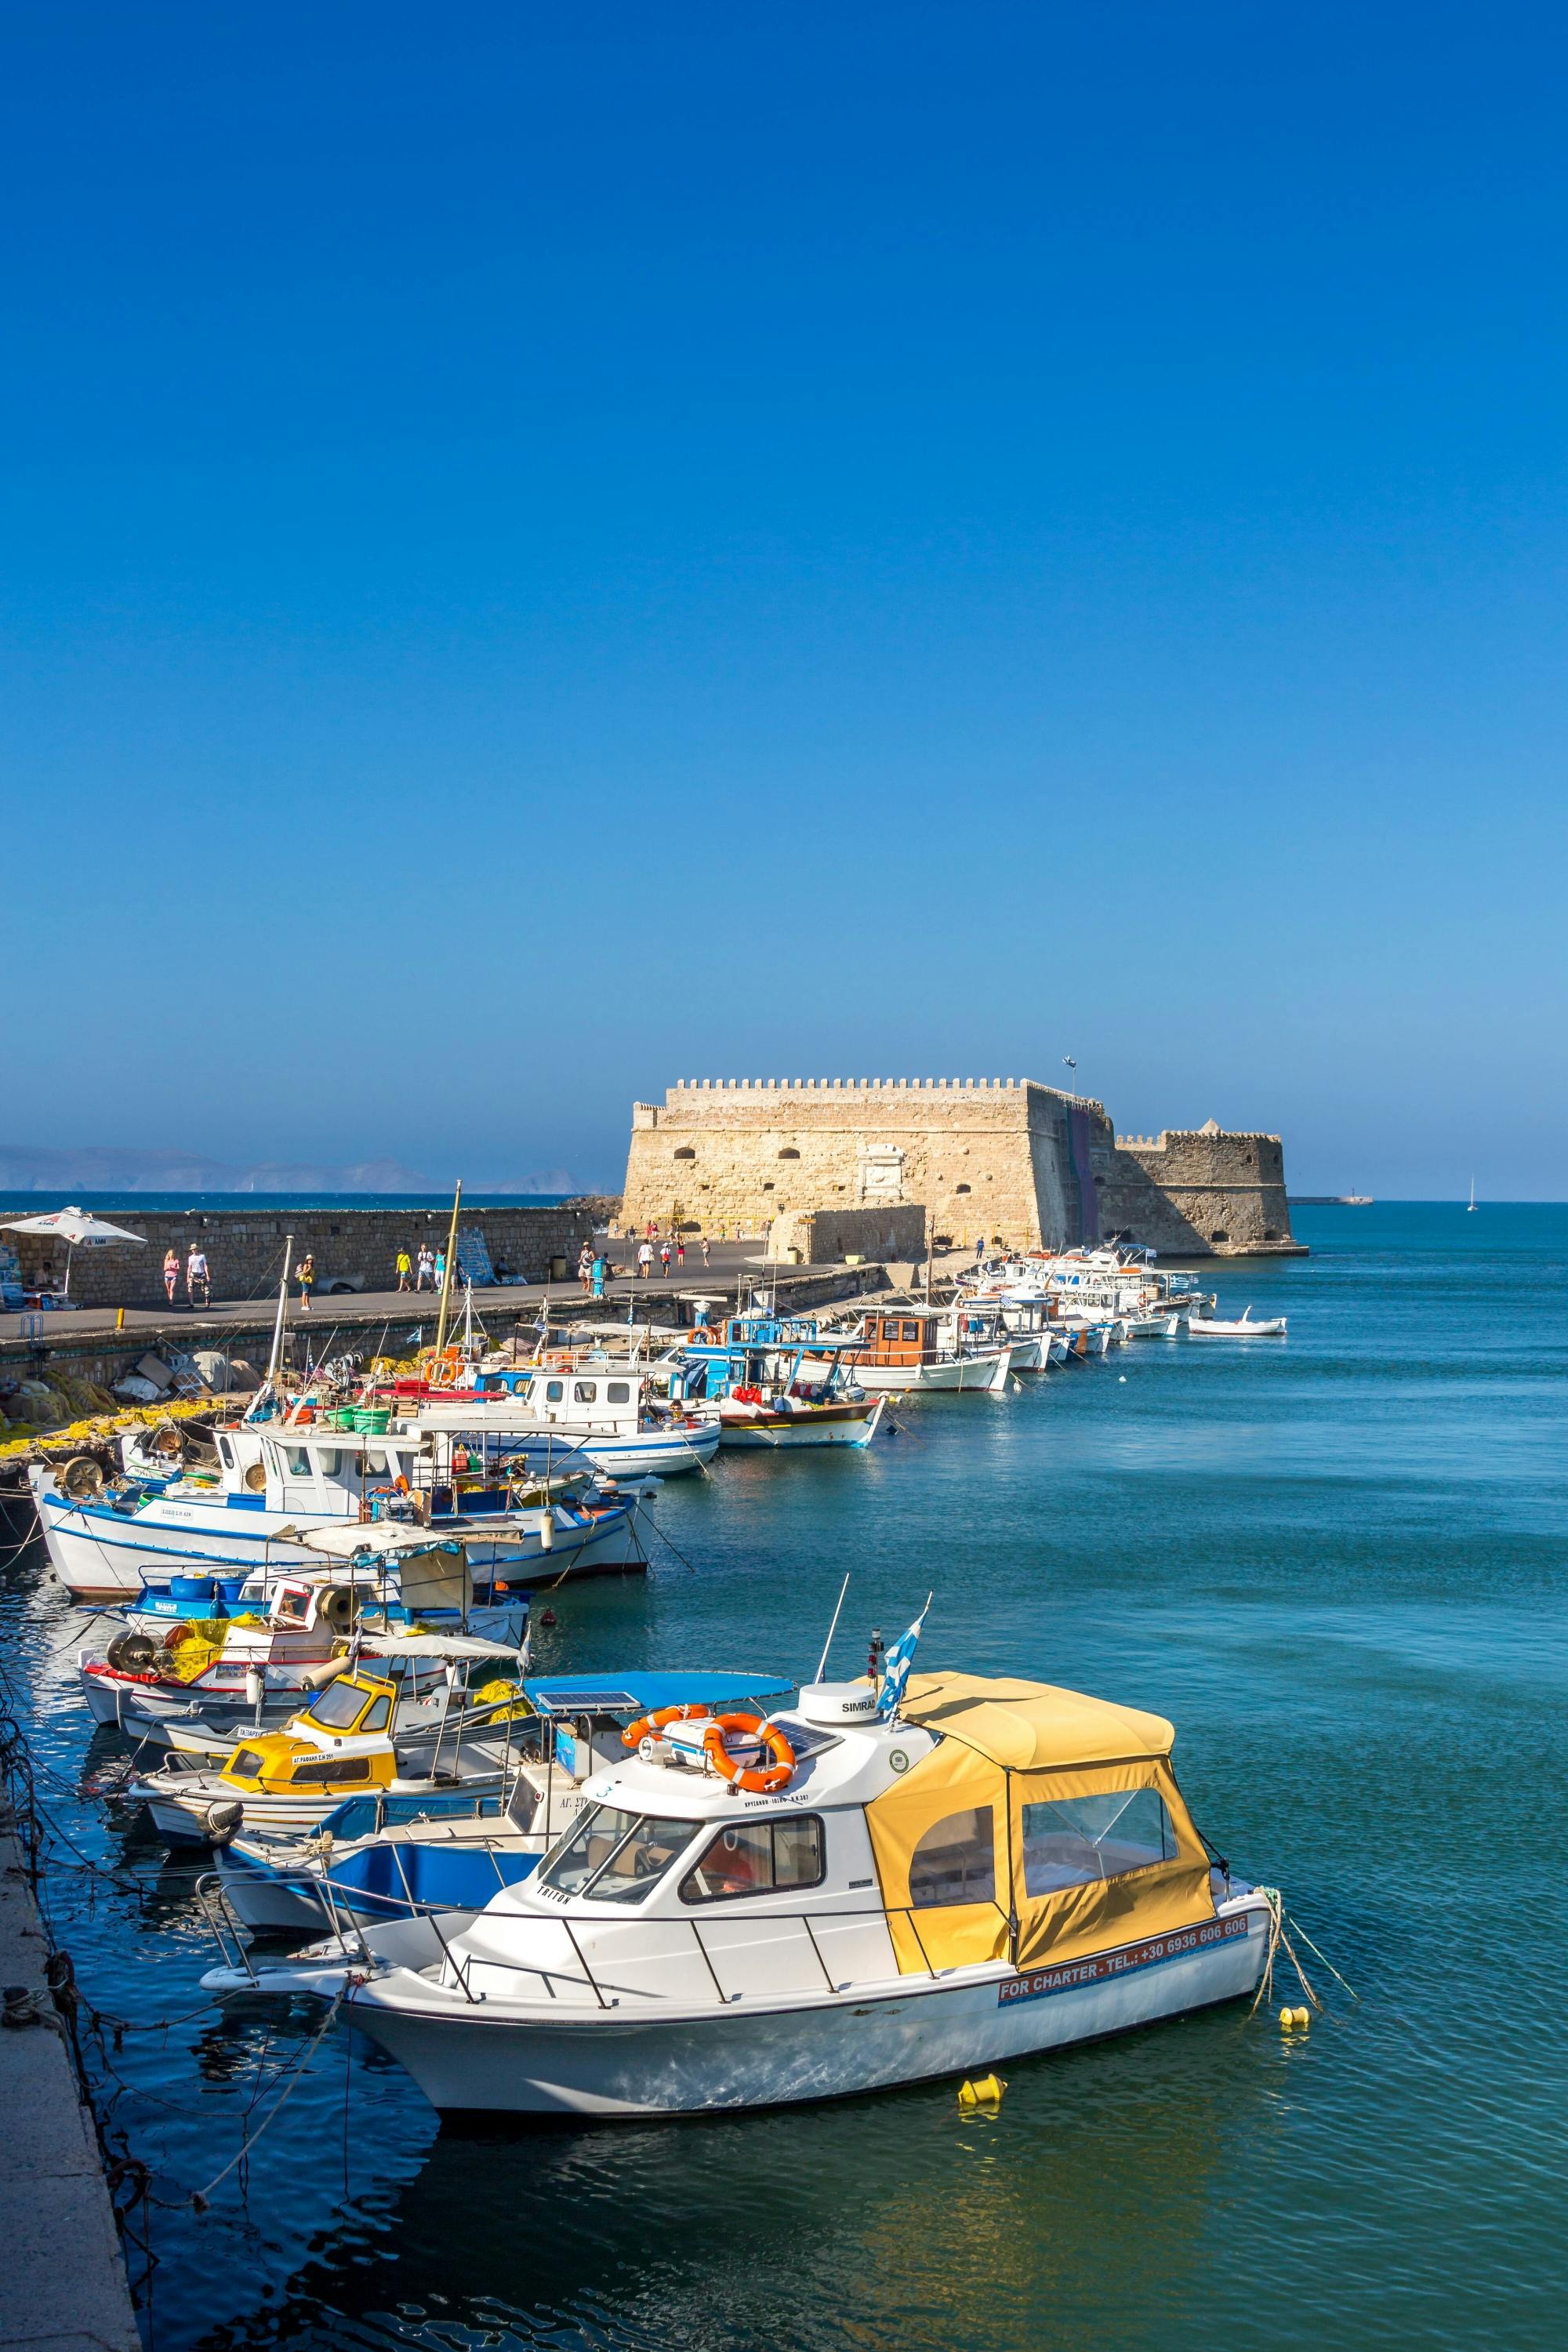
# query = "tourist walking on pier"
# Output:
<box><xmin>416</xmin><ymin>1245</ymin><xmax>434</xmax><ymax>1290</ymax></box>
<box><xmin>577</xmin><ymin>1244</ymin><xmax>593</xmax><ymax>1293</ymax></box>
<box><xmin>186</xmin><ymin>1246</ymin><xmax>210</xmax><ymax>1309</ymax></box>
<box><xmin>591</xmin><ymin>1253</ymin><xmax>606</xmax><ymax>1299</ymax></box>
<box><xmin>297</xmin><ymin>1253</ymin><xmax>315</xmax><ymax>1312</ymax></box>
<box><xmin>395</xmin><ymin>1247</ymin><xmax>412</xmax><ymax>1291</ymax></box>
<box><xmin>659</xmin><ymin>1238</ymin><xmax>671</xmax><ymax>1276</ymax></box>
<box><xmin>676</xmin><ymin>1235</ymin><xmax>685</xmax><ymax>1267</ymax></box>
<box><xmin>162</xmin><ymin>1247</ymin><xmax>180</xmax><ymax>1305</ymax></box>
<box><xmin>637</xmin><ymin>1237</ymin><xmax>653</xmax><ymax>1281</ymax></box>
<box><xmin>434</xmin><ymin>1248</ymin><xmax>447</xmax><ymax>1293</ymax></box>
<box><xmin>700</xmin><ymin>1233</ymin><xmax>710</xmax><ymax>1269</ymax></box>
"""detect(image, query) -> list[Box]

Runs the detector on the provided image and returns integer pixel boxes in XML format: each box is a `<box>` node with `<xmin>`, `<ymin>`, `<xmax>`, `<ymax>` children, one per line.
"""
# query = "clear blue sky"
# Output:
<box><xmin>5</xmin><ymin>2</ymin><xmax>1565</xmax><ymax>1196</ymax></box>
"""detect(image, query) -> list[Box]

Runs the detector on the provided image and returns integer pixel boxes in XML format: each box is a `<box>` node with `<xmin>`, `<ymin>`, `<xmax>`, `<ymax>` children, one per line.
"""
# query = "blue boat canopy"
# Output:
<box><xmin>521</xmin><ymin>1670</ymin><xmax>793</xmax><ymax>1717</ymax></box>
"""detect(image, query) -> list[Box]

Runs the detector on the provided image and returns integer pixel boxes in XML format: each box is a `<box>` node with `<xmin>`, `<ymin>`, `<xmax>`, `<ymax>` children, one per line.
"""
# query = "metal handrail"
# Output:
<box><xmin>444</xmin><ymin>1896</ymin><xmax>1012</xmax><ymax>2011</ymax></box>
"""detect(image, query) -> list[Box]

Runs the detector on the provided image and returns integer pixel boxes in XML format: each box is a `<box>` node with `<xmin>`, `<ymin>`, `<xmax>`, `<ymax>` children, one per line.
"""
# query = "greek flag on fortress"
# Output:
<box><xmin>877</xmin><ymin>1597</ymin><xmax>933</xmax><ymax>1719</ymax></box>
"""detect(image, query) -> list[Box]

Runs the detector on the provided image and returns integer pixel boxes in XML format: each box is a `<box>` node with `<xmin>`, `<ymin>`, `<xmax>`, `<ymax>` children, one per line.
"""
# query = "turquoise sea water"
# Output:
<box><xmin>3</xmin><ymin>1202</ymin><xmax>1566</xmax><ymax>2350</ymax></box>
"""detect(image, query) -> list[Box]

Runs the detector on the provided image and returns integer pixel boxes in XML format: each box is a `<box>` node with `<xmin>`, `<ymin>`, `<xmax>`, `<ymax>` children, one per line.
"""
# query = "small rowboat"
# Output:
<box><xmin>1188</xmin><ymin>1308</ymin><xmax>1287</xmax><ymax>1338</ymax></box>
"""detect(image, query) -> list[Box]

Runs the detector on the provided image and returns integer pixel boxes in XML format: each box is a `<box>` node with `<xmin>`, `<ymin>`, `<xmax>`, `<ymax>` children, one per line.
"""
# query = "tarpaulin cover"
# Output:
<box><xmin>867</xmin><ymin>1674</ymin><xmax>1213</xmax><ymax>1975</ymax></box>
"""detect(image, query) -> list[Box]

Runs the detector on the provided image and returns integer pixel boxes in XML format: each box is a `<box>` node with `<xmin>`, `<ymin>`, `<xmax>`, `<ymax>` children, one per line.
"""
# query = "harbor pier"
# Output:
<box><xmin>0</xmin><ymin>1816</ymin><xmax>140</xmax><ymax>2352</ymax></box>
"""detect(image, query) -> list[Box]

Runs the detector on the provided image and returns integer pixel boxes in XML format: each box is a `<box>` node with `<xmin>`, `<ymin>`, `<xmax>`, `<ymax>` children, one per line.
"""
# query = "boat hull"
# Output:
<box><xmin>851</xmin><ymin>1350</ymin><xmax>1011</xmax><ymax>1395</ymax></box>
<box><xmin>339</xmin><ymin>1899</ymin><xmax>1269</xmax><ymax>2115</ymax></box>
<box><xmin>30</xmin><ymin>1474</ymin><xmax>637</xmax><ymax>1601</ymax></box>
<box><xmin>717</xmin><ymin>1399</ymin><xmax>885</xmax><ymax>1448</ymax></box>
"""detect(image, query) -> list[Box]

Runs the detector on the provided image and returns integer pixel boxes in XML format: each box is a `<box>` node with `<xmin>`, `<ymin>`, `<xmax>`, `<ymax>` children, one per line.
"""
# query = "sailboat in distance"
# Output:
<box><xmin>1467</xmin><ymin>1177</ymin><xmax>1478</xmax><ymax>1213</ymax></box>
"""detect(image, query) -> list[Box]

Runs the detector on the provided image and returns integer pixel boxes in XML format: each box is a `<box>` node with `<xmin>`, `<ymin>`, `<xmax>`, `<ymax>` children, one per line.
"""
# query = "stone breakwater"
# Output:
<box><xmin>622</xmin><ymin>1079</ymin><xmax>1304</xmax><ymax>1258</ymax></box>
<box><xmin>6</xmin><ymin>1203</ymin><xmax>597</xmax><ymax>1310</ymax></box>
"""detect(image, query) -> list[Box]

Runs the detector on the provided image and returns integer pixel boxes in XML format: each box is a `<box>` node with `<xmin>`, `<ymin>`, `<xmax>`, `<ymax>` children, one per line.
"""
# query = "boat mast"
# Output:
<box><xmin>433</xmin><ymin>1179</ymin><xmax>463</xmax><ymax>1356</ymax></box>
<box><xmin>252</xmin><ymin>1234</ymin><xmax>294</xmax><ymax>1414</ymax></box>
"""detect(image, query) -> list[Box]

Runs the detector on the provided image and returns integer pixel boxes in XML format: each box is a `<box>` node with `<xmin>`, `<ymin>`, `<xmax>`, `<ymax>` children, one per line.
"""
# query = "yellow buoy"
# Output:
<box><xmin>1279</xmin><ymin>2004</ymin><xmax>1296</xmax><ymax>2027</ymax></box>
<box><xmin>1294</xmin><ymin>2005</ymin><xmax>1312</xmax><ymax>2029</ymax></box>
<box><xmin>958</xmin><ymin>2074</ymin><xmax>1006</xmax><ymax>2109</ymax></box>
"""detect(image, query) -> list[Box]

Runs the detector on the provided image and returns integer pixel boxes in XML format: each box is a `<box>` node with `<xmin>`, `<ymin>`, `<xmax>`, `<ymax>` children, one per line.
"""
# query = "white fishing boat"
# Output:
<box><xmin>125</xmin><ymin>1642</ymin><xmax>528</xmax><ymax>1843</ymax></box>
<box><xmin>28</xmin><ymin>1415</ymin><xmax>641</xmax><ymax>1601</ymax></box>
<box><xmin>829</xmin><ymin>1305</ymin><xmax>1011</xmax><ymax>1395</ymax></box>
<box><xmin>79</xmin><ymin>1561</ymin><xmax>520</xmax><ymax>1748</ymax></box>
<box><xmin>416</xmin><ymin>1375</ymin><xmax>720</xmax><ymax>1480</ymax></box>
<box><xmin>203</xmin><ymin>1661</ymin><xmax>1272</xmax><ymax>2117</ymax></box>
<box><xmin>1122</xmin><ymin>1310</ymin><xmax>1182</xmax><ymax>1338</ymax></box>
<box><xmin>1187</xmin><ymin>1308</ymin><xmax>1287</xmax><ymax>1338</ymax></box>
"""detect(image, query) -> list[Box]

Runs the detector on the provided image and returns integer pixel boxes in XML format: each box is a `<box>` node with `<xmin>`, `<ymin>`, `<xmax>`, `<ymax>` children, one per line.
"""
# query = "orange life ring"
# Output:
<box><xmin>621</xmin><ymin>1701</ymin><xmax>710</xmax><ymax>1749</ymax></box>
<box><xmin>702</xmin><ymin>1711</ymin><xmax>797</xmax><ymax>1795</ymax></box>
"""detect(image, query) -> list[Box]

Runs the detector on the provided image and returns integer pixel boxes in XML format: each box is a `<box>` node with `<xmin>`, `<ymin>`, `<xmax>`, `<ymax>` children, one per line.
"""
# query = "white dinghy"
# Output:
<box><xmin>1188</xmin><ymin>1307</ymin><xmax>1287</xmax><ymax>1338</ymax></box>
<box><xmin>203</xmin><ymin>1654</ymin><xmax>1273</xmax><ymax>2117</ymax></box>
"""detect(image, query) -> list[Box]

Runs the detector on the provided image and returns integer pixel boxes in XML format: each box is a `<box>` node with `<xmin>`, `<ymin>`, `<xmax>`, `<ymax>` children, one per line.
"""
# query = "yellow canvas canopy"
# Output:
<box><xmin>866</xmin><ymin>1672</ymin><xmax>1214</xmax><ymax>1975</ymax></box>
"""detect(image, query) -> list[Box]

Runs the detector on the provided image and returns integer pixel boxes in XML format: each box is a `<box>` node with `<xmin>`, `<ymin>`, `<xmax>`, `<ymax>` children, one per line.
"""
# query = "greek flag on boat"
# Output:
<box><xmin>877</xmin><ymin>1596</ymin><xmax>932</xmax><ymax>1718</ymax></box>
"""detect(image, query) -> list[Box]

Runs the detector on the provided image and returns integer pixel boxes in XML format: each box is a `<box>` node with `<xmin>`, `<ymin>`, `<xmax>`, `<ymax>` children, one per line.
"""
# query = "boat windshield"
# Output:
<box><xmin>535</xmin><ymin>1803</ymin><xmax>699</xmax><ymax>1905</ymax></box>
<box><xmin>302</xmin><ymin>1679</ymin><xmax>376</xmax><ymax>1731</ymax></box>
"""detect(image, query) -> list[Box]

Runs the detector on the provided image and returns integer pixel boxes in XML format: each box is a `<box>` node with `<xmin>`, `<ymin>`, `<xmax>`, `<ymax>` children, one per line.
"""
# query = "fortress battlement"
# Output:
<box><xmin>624</xmin><ymin>1074</ymin><xmax>1301</xmax><ymax>1258</ymax></box>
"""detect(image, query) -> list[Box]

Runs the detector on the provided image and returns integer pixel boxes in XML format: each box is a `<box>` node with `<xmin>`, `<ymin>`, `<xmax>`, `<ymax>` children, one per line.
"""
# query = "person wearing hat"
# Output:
<box><xmin>297</xmin><ymin>1253</ymin><xmax>315</xmax><ymax>1312</ymax></box>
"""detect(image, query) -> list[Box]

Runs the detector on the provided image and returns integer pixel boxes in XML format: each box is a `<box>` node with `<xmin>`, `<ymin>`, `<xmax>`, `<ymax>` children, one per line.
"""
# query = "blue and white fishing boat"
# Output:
<box><xmin>681</xmin><ymin>1312</ymin><xmax>885</xmax><ymax>1445</ymax></box>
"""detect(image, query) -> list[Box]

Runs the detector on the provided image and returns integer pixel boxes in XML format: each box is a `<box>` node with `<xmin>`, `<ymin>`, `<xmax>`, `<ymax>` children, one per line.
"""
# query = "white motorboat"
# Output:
<box><xmin>1188</xmin><ymin>1308</ymin><xmax>1287</xmax><ymax>1338</ymax></box>
<box><xmin>1123</xmin><ymin>1310</ymin><xmax>1181</xmax><ymax>1338</ymax></box>
<box><xmin>203</xmin><ymin>1668</ymin><xmax>1272</xmax><ymax>2117</ymax></box>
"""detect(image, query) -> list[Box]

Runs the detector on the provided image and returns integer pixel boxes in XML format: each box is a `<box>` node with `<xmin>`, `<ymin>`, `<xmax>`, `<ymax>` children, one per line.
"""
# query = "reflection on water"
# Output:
<box><xmin>5</xmin><ymin>1203</ymin><xmax>1568</xmax><ymax>2350</ymax></box>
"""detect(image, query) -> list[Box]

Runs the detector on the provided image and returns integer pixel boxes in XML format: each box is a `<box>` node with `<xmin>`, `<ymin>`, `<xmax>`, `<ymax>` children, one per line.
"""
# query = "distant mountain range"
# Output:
<box><xmin>0</xmin><ymin>1145</ymin><xmax>581</xmax><ymax>1195</ymax></box>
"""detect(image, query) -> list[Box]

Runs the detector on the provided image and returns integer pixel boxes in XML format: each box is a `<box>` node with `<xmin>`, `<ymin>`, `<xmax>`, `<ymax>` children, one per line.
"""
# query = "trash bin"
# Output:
<box><xmin>548</xmin><ymin>1255</ymin><xmax>568</xmax><ymax>1282</ymax></box>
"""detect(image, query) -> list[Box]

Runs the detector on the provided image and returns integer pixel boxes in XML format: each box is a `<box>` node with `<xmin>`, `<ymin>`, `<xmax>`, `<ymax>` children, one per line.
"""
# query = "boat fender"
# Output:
<box><xmin>621</xmin><ymin>1702</ymin><xmax>710</xmax><ymax>1750</ymax></box>
<box><xmin>204</xmin><ymin>1799</ymin><xmax>244</xmax><ymax>1846</ymax></box>
<box><xmin>702</xmin><ymin>1711</ymin><xmax>796</xmax><ymax>1795</ymax></box>
<box><xmin>60</xmin><ymin>1454</ymin><xmax>106</xmax><ymax>1501</ymax></box>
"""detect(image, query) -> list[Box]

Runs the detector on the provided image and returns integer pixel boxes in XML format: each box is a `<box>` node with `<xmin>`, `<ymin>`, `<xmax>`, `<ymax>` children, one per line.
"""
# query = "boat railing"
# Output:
<box><xmin>194</xmin><ymin>1871</ymin><xmax>265</xmax><ymax>1984</ymax></box>
<box><xmin>436</xmin><ymin>1896</ymin><xmax>1014</xmax><ymax>2010</ymax></box>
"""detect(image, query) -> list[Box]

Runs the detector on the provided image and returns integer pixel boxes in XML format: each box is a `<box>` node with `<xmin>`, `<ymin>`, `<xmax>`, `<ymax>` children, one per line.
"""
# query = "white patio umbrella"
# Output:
<box><xmin>0</xmin><ymin>1205</ymin><xmax>147</xmax><ymax>1298</ymax></box>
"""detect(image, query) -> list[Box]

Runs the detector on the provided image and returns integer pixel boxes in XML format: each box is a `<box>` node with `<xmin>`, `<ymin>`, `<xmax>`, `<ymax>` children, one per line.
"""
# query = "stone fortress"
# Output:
<box><xmin>621</xmin><ymin>1077</ymin><xmax>1303</xmax><ymax>1260</ymax></box>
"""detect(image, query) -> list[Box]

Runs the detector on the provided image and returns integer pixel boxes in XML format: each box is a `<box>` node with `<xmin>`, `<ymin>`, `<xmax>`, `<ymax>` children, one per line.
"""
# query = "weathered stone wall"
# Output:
<box><xmin>763</xmin><ymin>1203</ymin><xmax>927</xmax><ymax>1265</ymax></box>
<box><xmin>622</xmin><ymin>1083</ymin><xmax>1301</xmax><ymax>1259</ymax></box>
<box><xmin>5</xmin><ymin>1205</ymin><xmax>595</xmax><ymax>1308</ymax></box>
<box><xmin>622</xmin><ymin>1078</ymin><xmax>1109</xmax><ymax>1254</ymax></box>
<box><xmin>1100</xmin><ymin>1123</ymin><xmax>1300</xmax><ymax>1255</ymax></box>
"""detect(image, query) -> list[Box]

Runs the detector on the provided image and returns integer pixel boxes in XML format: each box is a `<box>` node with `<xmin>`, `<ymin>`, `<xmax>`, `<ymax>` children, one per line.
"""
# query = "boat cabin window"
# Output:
<box><xmin>902</xmin><ymin>1322</ymin><xmax>920</xmax><ymax>1341</ymax></box>
<box><xmin>286</xmin><ymin>1447</ymin><xmax>310</xmax><ymax>1476</ymax></box>
<box><xmin>574</xmin><ymin>1381</ymin><xmax>597</xmax><ymax>1403</ymax></box>
<box><xmin>289</xmin><ymin>1755</ymin><xmax>373</xmax><ymax>1786</ymax></box>
<box><xmin>679</xmin><ymin>1816</ymin><xmax>825</xmax><ymax>1904</ymax></box>
<box><xmin>316</xmin><ymin>1450</ymin><xmax>343</xmax><ymax>1477</ymax></box>
<box><xmin>365</xmin><ymin>1449</ymin><xmax>392</xmax><ymax>1476</ymax></box>
<box><xmin>908</xmin><ymin>1806</ymin><xmax>996</xmax><ymax>1908</ymax></box>
<box><xmin>536</xmin><ymin>1805</ymin><xmax>700</xmax><ymax>1905</ymax></box>
<box><xmin>217</xmin><ymin>1437</ymin><xmax>234</xmax><ymax>1468</ymax></box>
<box><xmin>1021</xmin><ymin>1791</ymin><xmax>1176</xmax><ymax>1894</ymax></box>
<box><xmin>546</xmin><ymin>1381</ymin><xmax>564</xmax><ymax>1403</ymax></box>
<box><xmin>303</xmin><ymin>1679</ymin><xmax>381</xmax><ymax>1732</ymax></box>
<box><xmin>607</xmin><ymin>1382</ymin><xmax>631</xmax><ymax>1404</ymax></box>
<box><xmin>359</xmin><ymin>1693</ymin><xmax>391</xmax><ymax>1733</ymax></box>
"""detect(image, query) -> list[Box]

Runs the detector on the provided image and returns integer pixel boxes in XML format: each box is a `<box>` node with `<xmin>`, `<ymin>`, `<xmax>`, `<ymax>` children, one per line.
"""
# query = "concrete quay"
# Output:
<box><xmin>0</xmin><ymin>1826</ymin><xmax>140</xmax><ymax>2352</ymax></box>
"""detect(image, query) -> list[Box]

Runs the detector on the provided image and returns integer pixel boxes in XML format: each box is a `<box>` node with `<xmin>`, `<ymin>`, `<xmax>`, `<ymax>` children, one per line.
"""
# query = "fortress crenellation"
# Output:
<box><xmin>622</xmin><ymin>1078</ymin><xmax>1301</xmax><ymax>1257</ymax></box>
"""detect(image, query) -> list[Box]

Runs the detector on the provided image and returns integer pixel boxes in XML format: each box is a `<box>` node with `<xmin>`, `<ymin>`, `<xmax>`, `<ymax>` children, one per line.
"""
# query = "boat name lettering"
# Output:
<box><xmin>998</xmin><ymin>1915</ymin><xmax>1251</xmax><ymax>2005</ymax></box>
